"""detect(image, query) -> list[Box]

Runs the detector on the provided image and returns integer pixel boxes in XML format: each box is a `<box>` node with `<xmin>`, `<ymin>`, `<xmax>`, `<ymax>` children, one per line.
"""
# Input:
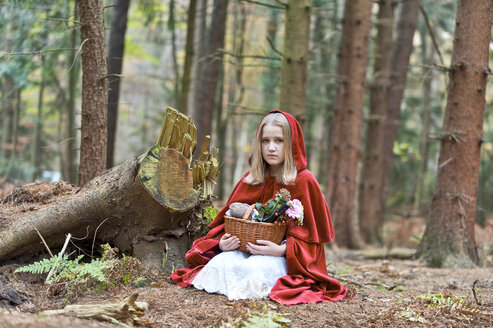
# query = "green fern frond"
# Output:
<box><xmin>14</xmin><ymin>254</ymin><xmax>70</xmax><ymax>275</ymax></box>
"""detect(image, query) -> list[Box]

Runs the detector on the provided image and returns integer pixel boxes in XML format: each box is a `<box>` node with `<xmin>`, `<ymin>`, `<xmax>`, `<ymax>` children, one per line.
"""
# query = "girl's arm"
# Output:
<box><xmin>246</xmin><ymin>240</ymin><xmax>286</xmax><ymax>257</ymax></box>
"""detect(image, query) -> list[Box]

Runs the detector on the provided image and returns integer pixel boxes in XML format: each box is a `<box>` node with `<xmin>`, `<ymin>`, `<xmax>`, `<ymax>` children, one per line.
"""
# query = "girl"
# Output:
<box><xmin>170</xmin><ymin>111</ymin><xmax>347</xmax><ymax>305</ymax></box>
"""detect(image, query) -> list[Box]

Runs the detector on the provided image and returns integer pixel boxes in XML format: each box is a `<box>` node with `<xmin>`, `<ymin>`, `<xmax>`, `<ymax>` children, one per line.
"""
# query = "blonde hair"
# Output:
<box><xmin>244</xmin><ymin>113</ymin><xmax>297</xmax><ymax>185</ymax></box>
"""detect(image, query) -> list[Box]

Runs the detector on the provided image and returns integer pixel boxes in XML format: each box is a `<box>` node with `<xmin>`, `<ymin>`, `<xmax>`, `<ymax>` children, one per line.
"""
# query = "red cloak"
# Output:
<box><xmin>170</xmin><ymin>111</ymin><xmax>347</xmax><ymax>305</ymax></box>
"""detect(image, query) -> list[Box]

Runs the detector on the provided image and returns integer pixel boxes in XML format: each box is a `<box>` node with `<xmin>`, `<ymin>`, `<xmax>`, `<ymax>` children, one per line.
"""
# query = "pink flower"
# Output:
<box><xmin>286</xmin><ymin>199</ymin><xmax>303</xmax><ymax>220</ymax></box>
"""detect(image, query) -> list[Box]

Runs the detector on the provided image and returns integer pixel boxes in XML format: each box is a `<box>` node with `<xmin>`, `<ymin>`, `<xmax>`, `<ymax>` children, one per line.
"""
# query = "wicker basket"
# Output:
<box><xmin>224</xmin><ymin>205</ymin><xmax>287</xmax><ymax>252</ymax></box>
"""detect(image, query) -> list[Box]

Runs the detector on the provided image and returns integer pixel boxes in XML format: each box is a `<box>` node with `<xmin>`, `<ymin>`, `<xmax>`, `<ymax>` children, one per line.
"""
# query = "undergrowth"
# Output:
<box><xmin>393</xmin><ymin>293</ymin><xmax>493</xmax><ymax>325</ymax></box>
<box><xmin>203</xmin><ymin>206</ymin><xmax>220</xmax><ymax>222</ymax></box>
<box><xmin>14</xmin><ymin>243</ymin><xmax>148</xmax><ymax>302</ymax></box>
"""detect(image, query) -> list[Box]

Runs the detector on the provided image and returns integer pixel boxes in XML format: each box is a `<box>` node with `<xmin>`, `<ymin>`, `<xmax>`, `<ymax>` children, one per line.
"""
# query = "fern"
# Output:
<box><xmin>14</xmin><ymin>254</ymin><xmax>115</xmax><ymax>285</ymax></box>
<box><xmin>14</xmin><ymin>254</ymin><xmax>76</xmax><ymax>276</ymax></box>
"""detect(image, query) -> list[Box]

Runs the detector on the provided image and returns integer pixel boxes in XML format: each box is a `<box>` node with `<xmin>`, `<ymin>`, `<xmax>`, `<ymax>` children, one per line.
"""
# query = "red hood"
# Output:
<box><xmin>257</xmin><ymin>110</ymin><xmax>307</xmax><ymax>173</ymax></box>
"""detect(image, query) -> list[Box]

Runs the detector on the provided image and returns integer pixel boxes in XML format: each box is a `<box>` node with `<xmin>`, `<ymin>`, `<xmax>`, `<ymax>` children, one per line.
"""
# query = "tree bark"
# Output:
<box><xmin>107</xmin><ymin>0</ymin><xmax>131</xmax><ymax>169</ymax></box>
<box><xmin>261</xmin><ymin>7</ymin><xmax>280</xmax><ymax>111</ymax></box>
<box><xmin>61</xmin><ymin>1</ymin><xmax>80</xmax><ymax>184</ymax></box>
<box><xmin>218</xmin><ymin>2</ymin><xmax>247</xmax><ymax>200</ymax></box>
<box><xmin>381</xmin><ymin>0</ymin><xmax>420</xmax><ymax>210</ymax></box>
<box><xmin>11</xmin><ymin>88</ymin><xmax>21</xmax><ymax>163</ymax></box>
<box><xmin>78</xmin><ymin>0</ymin><xmax>108</xmax><ymax>186</ymax></box>
<box><xmin>413</xmin><ymin>19</ymin><xmax>434</xmax><ymax>213</ymax></box>
<box><xmin>326</xmin><ymin>0</ymin><xmax>373</xmax><ymax>249</ymax></box>
<box><xmin>178</xmin><ymin>0</ymin><xmax>197</xmax><ymax>115</ymax></box>
<box><xmin>316</xmin><ymin>0</ymin><xmax>338</xmax><ymax>186</ymax></box>
<box><xmin>417</xmin><ymin>0</ymin><xmax>492</xmax><ymax>268</ymax></box>
<box><xmin>0</xmin><ymin>156</ymin><xmax>203</xmax><ymax>272</ymax></box>
<box><xmin>168</xmin><ymin>0</ymin><xmax>181</xmax><ymax>109</ymax></box>
<box><xmin>358</xmin><ymin>0</ymin><xmax>394</xmax><ymax>244</ymax></box>
<box><xmin>0</xmin><ymin>76</ymin><xmax>15</xmax><ymax>165</ymax></box>
<box><xmin>195</xmin><ymin>0</ymin><xmax>228</xmax><ymax>151</ymax></box>
<box><xmin>191</xmin><ymin>0</ymin><xmax>208</xmax><ymax>121</ymax></box>
<box><xmin>279</xmin><ymin>0</ymin><xmax>311</xmax><ymax>126</ymax></box>
<box><xmin>31</xmin><ymin>56</ymin><xmax>46</xmax><ymax>181</ymax></box>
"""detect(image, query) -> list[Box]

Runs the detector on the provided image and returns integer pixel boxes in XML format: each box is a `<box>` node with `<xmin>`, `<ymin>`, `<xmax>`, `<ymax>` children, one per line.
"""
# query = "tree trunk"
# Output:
<box><xmin>191</xmin><ymin>0</ymin><xmax>208</xmax><ymax>121</ymax></box>
<box><xmin>218</xmin><ymin>2</ymin><xmax>247</xmax><ymax>200</ymax></box>
<box><xmin>358</xmin><ymin>0</ymin><xmax>394</xmax><ymax>244</ymax></box>
<box><xmin>61</xmin><ymin>1</ymin><xmax>80</xmax><ymax>184</ymax></box>
<box><xmin>107</xmin><ymin>0</ymin><xmax>131</xmax><ymax>169</ymax></box>
<box><xmin>316</xmin><ymin>0</ymin><xmax>339</xmax><ymax>186</ymax></box>
<box><xmin>0</xmin><ymin>156</ymin><xmax>199</xmax><ymax>272</ymax></box>
<box><xmin>195</xmin><ymin>0</ymin><xmax>229</xmax><ymax>150</ymax></box>
<box><xmin>0</xmin><ymin>108</ymin><xmax>219</xmax><ymax>272</ymax></box>
<box><xmin>32</xmin><ymin>56</ymin><xmax>46</xmax><ymax>181</ymax></box>
<box><xmin>178</xmin><ymin>0</ymin><xmax>197</xmax><ymax>115</ymax></box>
<box><xmin>413</xmin><ymin>20</ymin><xmax>434</xmax><ymax>213</ymax></box>
<box><xmin>168</xmin><ymin>0</ymin><xmax>181</xmax><ymax>108</ymax></box>
<box><xmin>0</xmin><ymin>76</ymin><xmax>15</xmax><ymax>165</ymax></box>
<box><xmin>261</xmin><ymin>7</ymin><xmax>280</xmax><ymax>111</ymax></box>
<box><xmin>417</xmin><ymin>0</ymin><xmax>492</xmax><ymax>268</ymax></box>
<box><xmin>381</xmin><ymin>0</ymin><xmax>420</xmax><ymax>210</ymax></box>
<box><xmin>279</xmin><ymin>0</ymin><xmax>311</xmax><ymax>126</ymax></box>
<box><xmin>11</xmin><ymin>88</ymin><xmax>21</xmax><ymax>163</ymax></box>
<box><xmin>326</xmin><ymin>0</ymin><xmax>373</xmax><ymax>249</ymax></box>
<box><xmin>78</xmin><ymin>0</ymin><xmax>108</xmax><ymax>186</ymax></box>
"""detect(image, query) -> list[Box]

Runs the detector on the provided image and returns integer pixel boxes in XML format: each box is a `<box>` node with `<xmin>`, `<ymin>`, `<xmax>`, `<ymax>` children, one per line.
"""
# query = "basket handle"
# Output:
<box><xmin>242</xmin><ymin>204</ymin><xmax>256</xmax><ymax>220</ymax></box>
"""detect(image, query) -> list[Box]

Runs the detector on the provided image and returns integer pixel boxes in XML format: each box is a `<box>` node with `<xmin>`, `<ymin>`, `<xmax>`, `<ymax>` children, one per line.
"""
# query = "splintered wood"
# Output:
<box><xmin>156</xmin><ymin>108</ymin><xmax>197</xmax><ymax>163</ymax></box>
<box><xmin>139</xmin><ymin>107</ymin><xmax>222</xmax><ymax>211</ymax></box>
<box><xmin>193</xmin><ymin>135</ymin><xmax>222</xmax><ymax>199</ymax></box>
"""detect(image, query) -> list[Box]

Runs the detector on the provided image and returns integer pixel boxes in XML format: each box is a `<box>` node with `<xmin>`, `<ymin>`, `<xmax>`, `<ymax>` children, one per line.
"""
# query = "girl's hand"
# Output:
<box><xmin>246</xmin><ymin>240</ymin><xmax>286</xmax><ymax>257</ymax></box>
<box><xmin>219</xmin><ymin>233</ymin><xmax>240</xmax><ymax>252</ymax></box>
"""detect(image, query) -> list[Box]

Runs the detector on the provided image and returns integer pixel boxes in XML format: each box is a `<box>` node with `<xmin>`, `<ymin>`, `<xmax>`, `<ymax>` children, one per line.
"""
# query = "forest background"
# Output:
<box><xmin>0</xmin><ymin>0</ymin><xmax>492</xmax><ymax>268</ymax></box>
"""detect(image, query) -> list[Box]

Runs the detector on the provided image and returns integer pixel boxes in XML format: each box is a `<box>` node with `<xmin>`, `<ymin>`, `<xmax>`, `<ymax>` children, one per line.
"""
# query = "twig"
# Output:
<box><xmin>0</xmin><ymin>48</ymin><xmax>77</xmax><ymax>58</ymax></box>
<box><xmin>100</xmin><ymin>315</ymin><xmax>132</xmax><ymax>328</ymax></box>
<box><xmin>46</xmin><ymin>233</ymin><xmax>72</xmax><ymax>284</ymax></box>
<box><xmin>472</xmin><ymin>279</ymin><xmax>482</xmax><ymax>305</ymax></box>
<box><xmin>222</xmin><ymin>58</ymin><xmax>281</xmax><ymax>69</ymax></box>
<box><xmin>34</xmin><ymin>227</ymin><xmax>53</xmax><ymax>257</ymax></box>
<box><xmin>419</xmin><ymin>3</ymin><xmax>445</xmax><ymax>66</ymax></box>
<box><xmin>228</xmin><ymin>104</ymin><xmax>268</xmax><ymax>116</ymax></box>
<box><xmin>438</xmin><ymin>157</ymin><xmax>454</xmax><ymax>170</ymax></box>
<box><xmin>92</xmin><ymin>218</ymin><xmax>110</xmax><ymax>258</ymax></box>
<box><xmin>69</xmin><ymin>240</ymin><xmax>92</xmax><ymax>258</ymax></box>
<box><xmin>71</xmin><ymin>226</ymin><xmax>90</xmax><ymax>240</ymax></box>
<box><xmin>266</xmin><ymin>36</ymin><xmax>285</xmax><ymax>58</ymax></box>
<box><xmin>219</xmin><ymin>50</ymin><xmax>281</xmax><ymax>61</ymax></box>
<box><xmin>68</xmin><ymin>38</ymin><xmax>89</xmax><ymax>72</ymax></box>
<box><xmin>273</xmin><ymin>0</ymin><xmax>287</xmax><ymax>7</ymax></box>
<box><xmin>45</xmin><ymin>17</ymin><xmax>80</xmax><ymax>25</ymax></box>
<box><xmin>240</xmin><ymin>0</ymin><xmax>285</xmax><ymax>9</ymax></box>
<box><xmin>100</xmin><ymin>73</ymin><xmax>125</xmax><ymax>81</ymax></box>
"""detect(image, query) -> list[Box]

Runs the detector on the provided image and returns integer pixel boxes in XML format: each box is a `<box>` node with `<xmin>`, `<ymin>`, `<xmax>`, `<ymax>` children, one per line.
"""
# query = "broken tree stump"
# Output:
<box><xmin>0</xmin><ymin>108</ymin><xmax>221</xmax><ymax>272</ymax></box>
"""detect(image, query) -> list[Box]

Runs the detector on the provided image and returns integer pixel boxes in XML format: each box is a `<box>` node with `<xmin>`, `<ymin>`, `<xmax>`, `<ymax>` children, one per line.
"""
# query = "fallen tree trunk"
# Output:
<box><xmin>0</xmin><ymin>108</ymin><xmax>219</xmax><ymax>272</ymax></box>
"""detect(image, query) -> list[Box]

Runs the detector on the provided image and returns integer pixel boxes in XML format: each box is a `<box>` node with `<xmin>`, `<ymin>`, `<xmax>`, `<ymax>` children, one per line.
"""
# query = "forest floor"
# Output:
<box><xmin>0</xmin><ymin>181</ymin><xmax>492</xmax><ymax>328</ymax></box>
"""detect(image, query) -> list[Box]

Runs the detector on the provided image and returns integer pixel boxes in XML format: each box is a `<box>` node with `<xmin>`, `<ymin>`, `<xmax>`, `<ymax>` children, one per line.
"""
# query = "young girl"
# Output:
<box><xmin>170</xmin><ymin>111</ymin><xmax>347</xmax><ymax>305</ymax></box>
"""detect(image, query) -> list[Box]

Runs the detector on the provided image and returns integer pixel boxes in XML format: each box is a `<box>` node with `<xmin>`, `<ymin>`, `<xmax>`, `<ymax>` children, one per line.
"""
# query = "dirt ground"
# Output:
<box><xmin>0</xmin><ymin>181</ymin><xmax>492</xmax><ymax>327</ymax></box>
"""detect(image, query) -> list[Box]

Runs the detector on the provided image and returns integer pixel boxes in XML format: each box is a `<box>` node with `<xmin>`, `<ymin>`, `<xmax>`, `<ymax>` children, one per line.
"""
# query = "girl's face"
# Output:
<box><xmin>261</xmin><ymin>124</ymin><xmax>285</xmax><ymax>173</ymax></box>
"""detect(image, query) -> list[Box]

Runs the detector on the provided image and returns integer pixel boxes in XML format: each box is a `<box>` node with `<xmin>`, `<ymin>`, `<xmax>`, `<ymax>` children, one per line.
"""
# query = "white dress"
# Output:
<box><xmin>191</xmin><ymin>250</ymin><xmax>288</xmax><ymax>301</ymax></box>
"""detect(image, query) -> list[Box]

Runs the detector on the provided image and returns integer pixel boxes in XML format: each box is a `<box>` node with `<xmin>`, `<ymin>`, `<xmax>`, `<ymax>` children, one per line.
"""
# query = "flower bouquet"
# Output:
<box><xmin>252</xmin><ymin>188</ymin><xmax>304</xmax><ymax>225</ymax></box>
